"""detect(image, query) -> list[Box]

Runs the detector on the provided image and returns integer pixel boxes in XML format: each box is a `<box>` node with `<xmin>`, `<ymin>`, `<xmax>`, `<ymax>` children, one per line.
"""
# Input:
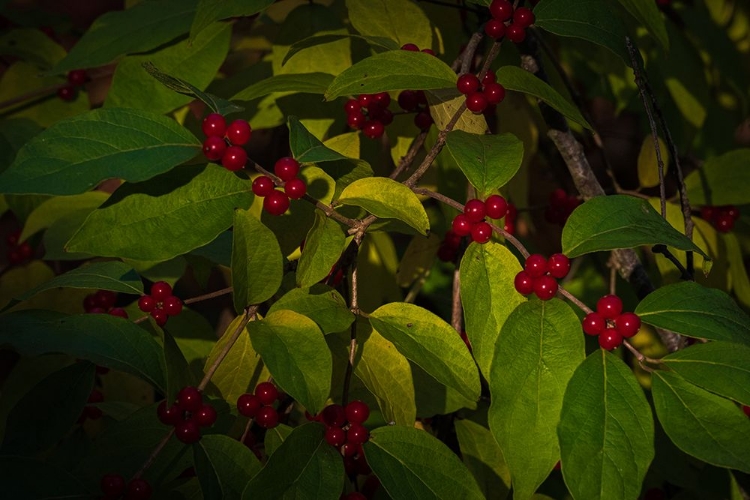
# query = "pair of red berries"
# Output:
<box><xmin>57</xmin><ymin>69</ymin><xmax>88</xmax><ymax>101</ymax></box>
<box><xmin>451</xmin><ymin>195</ymin><xmax>509</xmax><ymax>244</ymax></box>
<box><xmin>137</xmin><ymin>281</ymin><xmax>183</xmax><ymax>327</ymax></box>
<box><xmin>83</xmin><ymin>289</ymin><xmax>128</xmax><ymax>318</ymax></box>
<box><xmin>699</xmin><ymin>205</ymin><xmax>740</xmax><ymax>233</ymax></box>
<box><xmin>514</xmin><ymin>253</ymin><xmax>571</xmax><ymax>301</ymax></box>
<box><xmin>157</xmin><ymin>386</ymin><xmax>217</xmax><ymax>444</ymax></box>
<box><xmin>201</xmin><ymin>113</ymin><xmax>252</xmax><ymax>171</ymax></box>
<box><xmin>485</xmin><ymin>0</ymin><xmax>535</xmax><ymax>43</ymax></box>
<box><xmin>545</xmin><ymin>188</ymin><xmax>582</xmax><ymax>226</ymax></box>
<box><xmin>315</xmin><ymin>400</ymin><xmax>371</xmax><ymax>451</ymax></box>
<box><xmin>6</xmin><ymin>229</ymin><xmax>33</xmax><ymax>265</ymax></box>
<box><xmin>78</xmin><ymin>389</ymin><xmax>104</xmax><ymax>422</ymax></box>
<box><xmin>345</xmin><ymin>92</ymin><xmax>393</xmax><ymax>139</ymax></box>
<box><xmin>582</xmin><ymin>295</ymin><xmax>642</xmax><ymax>350</ymax></box>
<box><xmin>400</xmin><ymin>43</ymin><xmax>436</xmax><ymax>56</ymax></box>
<box><xmin>457</xmin><ymin>71</ymin><xmax>506</xmax><ymax>114</ymax></box>
<box><xmin>100</xmin><ymin>473</ymin><xmax>151</xmax><ymax>500</ymax></box>
<box><xmin>237</xmin><ymin>382</ymin><xmax>281</xmax><ymax>429</ymax></box>
<box><xmin>252</xmin><ymin>157</ymin><xmax>306</xmax><ymax>216</ymax></box>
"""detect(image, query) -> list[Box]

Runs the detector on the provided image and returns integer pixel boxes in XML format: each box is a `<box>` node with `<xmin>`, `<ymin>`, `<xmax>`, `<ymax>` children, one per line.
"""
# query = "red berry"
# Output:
<box><xmin>17</xmin><ymin>242</ymin><xmax>32</xmax><ymax>259</ymax></box>
<box><xmin>452</xmin><ymin>214</ymin><xmax>474</xmax><ymax>237</ymax></box>
<box><xmin>325</xmin><ymin>426</ymin><xmax>346</xmax><ymax>447</ymax></box>
<box><xmin>126</xmin><ymin>478</ymin><xmax>152</xmax><ymax>500</ymax></box>
<box><xmin>533</xmin><ymin>275</ymin><xmax>558</xmax><ymax>301</ymax></box>
<box><xmin>109</xmin><ymin>307</ymin><xmax>128</xmax><ymax>319</ymax></box>
<box><xmin>255</xmin><ymin>406</ymin><xmax>279</xmax><ymax>428</ymax></box>
<box><xmin>195</xmin><ymin>404</ymin><xmax>217</xmax><ymax>427</ymax></box>
<box><xmin>484</xmin><ymin>19</ymin><xmax>506</xmax><ymax>40</ymax></box>
<box><xmin>506</xmin><ymin>203</ymin><xmax>517</xmax><ymax>219</ymax></box>
<box><xmin>263</xmin><ymin>191</ymin><xmax>290</xmax><ymax>216</ymax></box>
<box><xmin>524</xmin><ymin>254</ymin><xmax>548</xmax><ymax>278</ymax></box>
<box><xmin>237</xmin><ymin>394</ymin><xmax>262</xmax><ymax>417</ymax></box>
<box><xmin>490</xmin><ymin>0</ymin><xmax>514</xmax><ymax>21</ymax></box>
<box><xmin>100</xmin><ymin>473</ymin><xmax>126</xmax><ymax>497</ymax></box>
<box><xmin>700</xmin><ymin>206</ymin><xmax>717</xmax><ymax>222</ymax></box>
<box><xmin>416</xmin><ymin>90</ymin><xmax>428</xmax><ymax>106</ymax></box>
<box><xmin>401</xmin><ymin>43</ymin><xmax>419</xmax><ymax>51</ymax></box>
<box><xmin>226</xmin><ymin>119</ymin><xmax>252</xmax><ymax>146</ymax></box>
<box><xmin>725</xmin><ymin>205</ymin><xmax>740</xmax><ymax>221</ymax></box>
<box><xmin>743</xmin><ymin>405</ymin><xmax>750</xmax><ymax>418</ymax></box>
<box><xmin>483</xmin><ymin>82</ymin><xmax>506</xmax><ymax>105</ymax></box>
<box><xmin>715</xmin><ymin>212</ymin><xmax>735</xmax><ymax>233</ymax></box>
<box><xmin>457</xmin><ymin>74</ymin><xmax>481</xmax><ymax>95</ymax></box>
<box><xmin>67</xmin><ymin>69</ymin><xmax>87</xmax><ymax>86</ymax></box>
<box><xmin>344</xmin><ymin>99</ymin><xmax>361</xmax><ymax>113</ymax></box>
<box><xmin>357</xmin><ymin>94</ymin><xmax>374</xmax><ymax>107</ymax></box>
<box><xmin>321</xmin><ymin>404</ymin><xmax>346</xmax><ymax>428</ymax></box>
<box><xmin>88</xmin><ymin>307</ymin><xmax>106</xmax><ymax>314</ymax></box>
<box><xmin>374</xmin><ymin>92</ymin><xmax>391</xmax><ymax>107</ymax></box>
<box><xmin>398</xmin><ymin>90</ymin><xmax>419</xmax><ymax>111</ymax></box>
<box><xmin>421</xmin><ymin>48</ymin><xmax>435</xmax><ymax>56</ymax></box>
<box><xmin>375</xmin><ymin>108</ymin><xmax>394</xmax><ymax>126</ymax></box>
<box><xmin>345</xmin><ymin>400</ymin><xmax>370</xmax><ymax>424</ymax></box>
<box><xmin>150</xmin><ymin>308</ymin><xmax>168</xmax><ymax>326</ymax></box>
<box><xmin>437</xmin><ymin>244</ymin><xmax>457</xmax><ymax>263</ymax></box>
<box><xmin>483</xmin><ymin>72</ymin><xmax>497</xmax><ymax>85</ymax></box>
<box><xmin>506</xmin><ymin>25</ymin><xmax>527</xmax><ymax>44</ymax></box>
<box><xmin>550</xmin><ymin>188</ymin><xmax>568</xmax><ymax>206</ymax></box>
<box><xmin>547</xmin><ymin>253</ymin><xmax>571</xmax><ymax>279</ymax></box>
<box><xmin>254</xmin><ymin>382</ymin><xmax>279</xmax><ymax>405</ymax></box>
<box><xmin>347</xmin><ymin>423</ymin><xmax>369</xmax><ymax>444</ymax></box>
<box><xmin>363</xmin><ymin>120</ymin><xmax>385</xmax><ymax>139</ymax></box>
<box><xmin>582</xmin><ymin>312</ymin><xmax>606</xmax><ymax>336</ymax></box>
<box><xmin>6</xmin><ymin>230</ymin><xmax>20</xmax><ymax>247</ymax></box>
<box><xmin>484</xmin><ymin>196</ymin><xmax>508</xmax><ymax>220</ymax></box>
<box><xmin>163</xmin><ymin>295</ymin><xmax>183</xmax><ymax>316</ymax></box>
<box><xmin>414</xmin><ymin>111</ymin><xmax>433</xmax><ymax>130</ymax></box>
<box><xmin>274</xmin><ymin>157</ymin><xmax>300</xmax><ymax>181</ymax></box>
<box><xmin>514</xmin><ymin>271</ymin><xmax>534</xmax><ymax>295</ymax></box>
<box><xmin>598</xmin><ymin>328</ymin><xmax>623</xmax><ymax>350</ymax></box>
<box><xmin>513</xmin><ymin>7</ymin><xmax>536</xmax><ymax>28</ymax></box>
<box><xmin>284</xmin><ymin>177</ymin><xmax>307</xmax><ymax>199</ymax></box>
<box><xmin>466</xmin><ymin>92</ymin><xmax>488</xmax><ymax>114</ymax></box>
<box><xmin>347</xmin><ymin>110</ymin><xmax>366</xmax><ymax>129</ymax></box>
<box><xmin>175</xmin><ymin>419</ymin><xmax>202</xmax><ymax>444</ymax></box>
<box><xmin>157</xmin><ymin>400</ymin><xmax>181</xmax><ymax>426</ymax></box>
<box><xmin>222</xmin><ymin>146</ymin><xmax>247</xmax><ymax>171</ymax></box>
<box><xmin>504</xmin><ymin>221</ymin><xmax>516</xmax><ymax>235</ymax></box>
<box><xmin>202</xmin><ymin>113</ymin><xmax>226</xmax><ymax>137</ymax></box>
<box><xmin>341</xmin><ymin>442</ymin><xmax>359</xmax><ymax>457</ymax></box>
<box><xmin>94</xmin><ymin>290</ymin><xmax>117</xmax><ymax>309</ymax></box>
<box><xmin>138</xmin><ymin>295</ymin><xmax>156</xmax><ymax>312</ymax></box>
<box><xmin>252</xmin><ymin>176</ymin><xmax>275</xmax><ymax>197</ymax></box>
<box><xmin>151</xmin><ymin>281</ymin><xmax>172</xmax><ymax>301</ymax></box>
<box><xmin>202</xmin><ymin>136</ymin><xmax>227</xmax><ymax>161</ymax></box>
<box><xmin>464</xmin><ymin>198</ymin><xmax>486</xmax><ymax>223</ymax></box>
<box><xmin>57</xmin><ymin>85</ymin><xmax>75</xmax><ymax>101</ymax></box>
<box><xmin>597</xmin><ymin>295</ymin><xmax>623</xmax><ymax>319</ymax></box>
<box><xmin>615</xmin><ymin>312</ymin><xmax>641</xmax><ymax>338</ymax></box>
<box><xmin>176</xmin><ymin>386</ymin><xmax>202</xmax><ymax>412</ymax></box>
<box><xmin>83</xmin><ymin>294</ymin><xmax>97</xmax><ymax>312</ymax></box>
<box><xmin>471</xmin><ymin>221</ymin><xmax>493</xmax><ymax>244</ymax></box>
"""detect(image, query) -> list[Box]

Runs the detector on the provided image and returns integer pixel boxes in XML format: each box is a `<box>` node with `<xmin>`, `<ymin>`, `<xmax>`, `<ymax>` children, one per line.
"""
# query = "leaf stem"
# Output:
<box><xmin>183</xmin><ymin>286</ymin><xmax>233</xmax><ymax>305</ymax></box>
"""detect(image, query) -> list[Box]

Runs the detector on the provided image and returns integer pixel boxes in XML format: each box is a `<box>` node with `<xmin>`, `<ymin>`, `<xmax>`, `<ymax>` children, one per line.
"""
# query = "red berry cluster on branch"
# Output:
<box><xmin>582</xmin><ymin>295</ymin><xmax>641</xmax><ymax>350</ymax></box>
<box><xmin>237</xmin><ymin>382</ymin><xmax>281</xmax><ymax>429</ymax></box>
<box><xmin>545</xmin><ymin>188</ymin><xmax>582</xmax><ymax>225</ymax></box>
<box><xmin>313</xmin><ymin>401</ymin><xmax>372</xmax><ymax>477</ymax></box>
<box><xmin>485</xmin><ymin>1</ymin><xmax>535</xmax><ymax>43</ymax></box>
<box><xmin>457</xmin><ymin>72</ymin><xmax>505</xmax><ymax>114</ymax></box>
<box><xmin>157</xmin><ymin>386</ymin><xmax>217</xmax><ymax>444</ymax></box>
<box><xmin>6</xmin><ymin>230</ymin><xmax>33</xmax><ymax>265</ymax></box>
<box><xmin>58</xmin><ymin>69</ymin><xmax>88</xmax><ymax>101</ymax></box>
<box><xmin>396</xmin><ymin>43</ymin><xmax>436</xmax><ymax>131</ymax></box>
<box><xmin>83</xmin><ymin>290</ymin><xmax>128</xmax><ymax>318</ymax></box>
<box><xmin>699</xmin><ymin>205</ymin><xmax>740</xmax><ymax>233</ymax></box>
<box><xmin>252</xmin><ymin>157</ymin><xmax>306</xmax><ymax>216</ymax></box>
<box><xmin>345</xmin><ymin>93</ymin><xmax>392</xmax><ymax>139</ymax></box>
<box><xmin>137</xmin><ymin>281</ymin><xmax>182</xmax><ymax>326</ymax></box>
<box><xmin>200</xmin><ymin>113</ymin><xmax>252</xmax><ymax>171</ymax></box>
<box><xmin>514</xmin><ymin>253</ymin><xmax>571</xmax><ymax>300</ymax></box>
<box><xmin>451</xmin><ymin>195</ymin><xmax>509</xmax><ymax>244</ymax></box>
<box><xmin>100</xmin><ymin>473</ymin><xmax>152</xmax><ymax>500</ymax></box>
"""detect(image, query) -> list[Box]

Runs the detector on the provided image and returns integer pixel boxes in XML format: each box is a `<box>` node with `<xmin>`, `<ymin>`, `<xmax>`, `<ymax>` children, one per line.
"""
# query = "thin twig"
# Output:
<box><xmin>557</xmin><ymin>287</ymin><xmax>592</xmax><ymax>314</ymax></box>
<box><xmin>652</xmin><ymin>244</ymin><xmax>693</xmax><ymax>280</ymax></box>
<box><xmin>198</xmin><ymin>306</ymin><xmax>258</xmax><ymax>391</ymax></box>
<box><xmin>133</xmin><ymin>428</ymin><xmax>175</xmax><ymax>479</ymax></box>
<box><xmin>460</xmin><ymin>32</ymin><xmax>484</xmax><ymax>75</ymax></box>
<box><xmin>184</xmin><ymin>287</ymin><xmax>233</xmax><ymax>305</ymax></box>
<box><xmin>341</xmin><ymin>235</ymin><xmax>362</xmax><ymax>405</ymax></box>
<box><xmin>389</xmin><ymin>131</ymin><xmax>428</xmax><ymax>180</ymax></box>
<box><xmin>451</xmin><ymin>267</ymin><xmax>463</xmax><ymax>333</ymax></box>
<box><xmin>404</xmin><ymin>268</ymin><xmax>431</xmax><ymax>303</ymax></box>
<box><xmin>623</xmin><ymin>339</ymin><xmax>661</xmax><ymax>366</ymax></box>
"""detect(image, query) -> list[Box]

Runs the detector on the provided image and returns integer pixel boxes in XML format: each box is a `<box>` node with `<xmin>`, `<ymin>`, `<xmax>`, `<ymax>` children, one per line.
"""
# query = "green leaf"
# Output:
<box><xmin>395</xmin><ymin>234</ymin><xmax>440</xmax><ymax>287</ymax></box>
<box><xmin>426</xmin><ymin>89</ymin><xmax>488</xmax><ymax>135</ymax></box>
<box><xmin>662</xmin><ymin>342</ymin><xmax>750</xmax><ymax>405</ymax></box>
<box><xmin>495</xmin><ymin>66</ymin><xmax>593</xmax><ymax>130</ymax></box>
<box><xmin>652</xmin><ymin>370</ymin><xmax>750</xmax><ymax>473</ymax></box>
<box><xmin>562</xmin><ymin>195</ymin><xmax>708</xmax><ymax>258</ymax></box>
<box><xmin>288</xmin><ymin>116</ymin><xmax>349</xmax><ymax>163</ymax></box>
<box><xmin>363</xmin><ymin>426</ymin><xmax>484</xmax><ymax>500</ymax></box>
<box><xmin>51</xmin><ymin>0</ymin><xmax>197</xmax><ymax>74</ymax></box>
<box><xmin>265</xmin><ymin>423</ymin><xmax>294</xmax><ymax>456</ymax></box>
<box><xmin>534</xmin><ymin>0</ymin><xmax>630</xmax><ymax>65</ymax></box>
<box><xmin>248</xmin><ymin>310</ymin><xmax>331</xmax><ymax>414</ymax></box>
<box><xmin>1</xmin><ymin>362</ymin><xmax>95</xmax><ymax>455</ymax></box>
<box><xmin>232</xmin><ymin>209</ymin><xmax>283</xmax><ymax>312</ymax></box>
<box><xmin>297</xmin><ymin>211</ymin><xmax>346</xmax><ymax>288</ymax></box>
<box><xmin>20</xmin><ymin>192</ymin><xmax>109</xmax><ymax>242</ymax></box>
<box><xmin>558</xmin><ymin>350</ymin><xmax>654</xmax><ymax>500</ymax></box>
<box><xmin>242</xmin><ymin>423</ymin><xmax>343</xmax><ymax>500</ymax></box>
<box><xmin>325</xmin><ymin>51</ymin><xmax>457</xmax><ymax>101</ymax></box>
<box><xmin>444</xmin><ymin>131</ymin><xmax>524</xmax><ymax>197</ymax></box>
<box><xmin>637</xmin><ymin>135</ymin><xmax>670</xmax><ymax>188</ymax></box>
<box><xmin>616</xmin><ymin>0</ymin><xmax>669</xmax><ymax>51</ymax></box>
<box><xmin>282</xmin><ymin>34</ymin><xmax>399</xmax><ymax>66</ymax></box>
<box><xmin>232</xmin><ymin>73</ymin><xmax>334</xmax><ymax>102</ymax></box>
<box><xmin>0</xmin><ymin>108</ymin><xmax>201</xmax><ymax>195</ymax></box>
<box><xmin>346</xmin><ymin>0</ymin><xmax>433</xmax><ymax>49</ymax></box>
<box><xmin>1</xmin><ymin>455</ymin><xmax>88</xmax><ymax>499</ymax></box>
<box><xmin>194</xmin><ymin>434</ymin><xmax>262</xmax><ymax>500</ymax></box>
<box><xmin>191</xmin><ymin>0</ymin><xmax>274</xmax><ymax>40</ymax></box>
<box><xmin>369</xmin><ymin>302</ymin><xmax>480</xmax><ymax>402</ymax></box>
<box><xmin>489</xmin><ymin>299</ymin><xmax>585</xmax><ymax>499</ymax></box>
<box><xmin>161</xmin><ymin>328</ymin><xmax>194</xmax><ymax>404</ymax></box>
<box><xmin>455</xmin><ymin>418</ymin><xmax>511</xmax><ymax>500</ymax></box>
<box><xmin>67</xmin><ymin>164</ymin><xmax>254</xmax><ymax>261</ymax></box>
<box><xmin>268</xmin><ymin>285</ymin><xmax>354</xmax><ymax>335</ymax></box>
<box><xmin>338</xmin><ymin>178</ymin><xmax>430</xmax><ymax>235</ymax></box>
<box><xmin>684</xmin><ymin>149</ymin><xmax>750</xmax><ymax>206</ymax></box>
<box><xmin>0</xmin><ymin>310</ymin><xmax>166</xmax><ymax>391</ymax></box>
<box><xmin>460</xmin><ymin>241</ymin><xmax>525</xmax><ymax>381</ymax></box>
<box><xmin>0</xmin><ymin>28</ymin><xmax>66</xmax><ymax>69</ymax></box>
<box><xmin>634</xmin><ymin>281</ymin><xmax>750</xmax><ymax>346</ymax></box>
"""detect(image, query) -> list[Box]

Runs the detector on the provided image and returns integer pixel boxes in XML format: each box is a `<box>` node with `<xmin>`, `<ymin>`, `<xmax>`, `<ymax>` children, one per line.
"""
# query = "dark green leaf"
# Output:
<box><xmin>562</xmin><ymin>195</ymin><xmax>708</xmax><ymax>258</ymax></box>
<box><xmin>0</xmin><ymin>28</ymin><xmax>66</xmax><ymax>69</ymax></box>
<box><xmin>616</xmin><ymin>0</ymin><xmax>669</xmax><ymax>51</ymax></box>
<box><xmin>635</xmin><ymin>281</ymin><xmax>750</xmax><ymax>346</ymax></box>
<box><xmin>191</xmin><ymin>0</ymin><xmax>274</xmax><ymax>40</ymax></box>
<box><xmin>0</xmin><ymin>455</ymin><xmax>89</xmax><ymax>499</ymax></box>
<box><xmin>455</xmin><ymin>418</ymin><xmax>511</xmax><ymax>500</ymax></box>
<box><xmin>558</xmin><ymin>350</ymin><xmax>654</xmax><ymax>500</ymax></box>
<box><xmin>191</xmin><ymin>231</ymin><xmax>233</xmax><ymax>267</ymax></box>
<box><xmin>652</xmin><ymin>370</ymin><xmax>750</xmax><ymax>473</ymax></box>
<box><xmin>161</xmin><ymin>328</ymin><xmax>195</xmax><ymax>404</ymax></box>
<box><xmin>66</xmin><ymin>164</ymin><xmax>254</xmax><ymax>261</ymax></box>
<box><xmin>268</xmin><ymin>285</ymin><xmax>354</xmax><ymax>335</ymax></box>
<box><xmin>17</xmin><ymin>261</ymin><xmax>143</xmax><ymax>302</ymax></box>
<box><xmin>288</xmin><ymin>116</ymin><xmax>349</xmax><ymax>163</ymax></box>
<box><xmin>684</xmin><ymin>149</ymin><xmax>750</xmax><ymax>206</ymax></box>
<box><xmin>489</xmin><ymin>299</ymin><xmax>585</xmax><ymax>499</ymax></box>
<box><xmin>194</xmin><ymin>434</ymin><xmax>262</xmax><ymax>500</ymax></box>
<box><xmin>363</xmin><ymin>426</ymin><xmax>484</xmax><ymax>500</ymax></box>
<box><xmin>232</xmin><ymin>73</ymin><xmax>334</xmax><ymax>102</ymax></box>
<box><xmin>20</xmin><ymin>192</ymin><xmax>108</xmax><ymax>242</ymax></box>
<box><xmin>369</xmin><ymin>302</ymin><xmax>481</xmax><ymax>402</ymax></box>
<box><xmin>296</xmin><ymin>211</ymin><xmax>346</xmax><ymax>288</ymax></box>
<box><xmin>0</xmin><ymin>108</ymin><xmax>201</xmax><ymax>195</ymax></box>
<box><xmin>282</xmin><ymin>34</ymin><xmax>399</xmax><ymax>66</ymax></box>
<box><xmin>242</xmin><ymin>423</ymin><xmax>343</xmax><ymax>500</ymax></box>
<box><xmin>265</xmin><ymin>423</ymin><xmax>294</xmax><ymax>456</ymax></box>
<box><xmin>346</xmin><ymin>0</ymin><xmax>432</xmax><ymax>49</ymax></box>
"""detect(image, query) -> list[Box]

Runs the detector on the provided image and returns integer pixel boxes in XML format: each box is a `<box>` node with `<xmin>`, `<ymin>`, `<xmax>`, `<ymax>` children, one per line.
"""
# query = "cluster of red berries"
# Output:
<box><xmin>57</xmin><ymin>69</ymin><xmax>87</xmax><ymax>101</ymax></box>
<box><xmin>157</xmin><ymin>386</ymin><xmax>217</xmax><ymax>444</ymax></box>
<box><xmin>451</xmin><ymin>195</ymin><xmax>509</xmax><ymax>245</ymax></box>
<box><xmin>99</xmin><ymin>473</ymin><xmax>151</xmax><ymax>500</ymax></box>
<box><xmin>310</xmin><ymin>401</ymin><xmax>371</xmax><ymax>478</ymax></box>
<box><xmin>398</xmin><ymin>43</ymin><xmax>436</xmax><ymax>131</ymax></box>
<box><xmin>137</xmin><ymin>281</ymin><xmax>182</xmax><ymax>327</ymax></box>
<box><xmin>582</xmin><ymin>295</ymin><xmax>642</xmax><ymax>350</ymax></box>
<box><xmin>699</xmin><ymin>205</ymin><xmax>740</xmax><ymax>233</ymax></box>
<box><xmin>457</xmin><ymin>71</ymin><xmax>506</xmax><ymax>114</ymax></box>
<box><xmin>345</xmin><ymin>92</ymin><xmax>393</xmax><ymax>139</ymax></box>
<box><xmin>200</xmin><ymin>113</ymin><xmax>252</xmax><ymax>171</ymax></box>
<box><xmin>78</xmin><ymin>389</ymin><xmax>104</xmax><ymax>423</ymax></box>
<box><xmin>83</xmin><ymin>290</ymin><xmax>128</xmax><ymax>318</ymax></box>
<box><xmin>485</xmin><ymin>0</ymin><xmax>535</xmax><ymax>43</ymax></box>
<box><xmin>545</xmin><ymin>189</ymin><xmax>582</xmax><ymax>226</ymax></box>
<box><xmin>237</xmin><ymin>382</ymin><xmax>281</xmax><ymax>429</ymax></box>
<box><xmin>252</xmin><ymin>157</ymin><xmax>306</xmax><ymax>216</ymax></box>
<box><xmin>514</xmin><ymin>253</ymin><xmax>571</xmax><ymax>300</ymax></box>
<box><xmin>6</xmin><ymin>230</ymin><xmax>32</xmax><ymax>265</ymax></box>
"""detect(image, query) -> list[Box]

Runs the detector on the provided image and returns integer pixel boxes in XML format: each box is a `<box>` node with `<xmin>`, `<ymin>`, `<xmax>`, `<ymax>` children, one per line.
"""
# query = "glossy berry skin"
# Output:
<box><xmin>374</xmin><ymin>92</ymin><xmax>391</xmax><ymax>107</ymax></box>
<box><xmin>151</xmin><ymin>281</ymin><xmax>173</xmax><ymax>301</ymax></box>
<box><xmin>150</xmin><ymin>308</ymin><xmax>168</xmax><ymax>327</ymax></box>
<box><xmin>347</xmin><ymin>423</ymin><xmax>370</xmax><ymax>444</ymax></box>
<box><xmin>157</xmin><ymin>400</ymin><xmax>181</xmax><ymax>426</ymax></box>
<box><xmin>483</xmin><ymin>83</ymin><xmax>506</xmax><ymax>105</ymax></box>
<box><xmin>725</xmin><ymin>205</ymin><xmax>740</xmax><ymax>220</ymax></box>
<box><xmin>597</xmin><ymin>295</ymin><xmax>623</xmax><ymax>319</ymax></box>
<box><xmin>254</xmin><ymin>382</ymin><xmax>279</xmax><ymax>405</ymax></box>
<box><xmin>67</xmin><ymin>69</ymin><xmax>87</xmax><ymax>86</ymax></box>
<box><xmin>582</xmin><ymin>312</ymin><xmax>606</xmax><ymax>336</ymax></box>
<box><xmin>175</xmin><ymin>419</ymin><xmax>202</xmax><ymax>444</ymax></box>
<box><xmin>464</xmin><ymin>199</ymin><xmax>486</xmax><ymax>223</ymax></box>
<box><xmin>490</xmin><ymin>0</ymin><xmax>514</xmax><ymax>21</ymax></box>
<box><xmin>743</xmin><ymin>405</ymin><xmax>750</xmax><ymax>418</ymax></box>
<box><xmin>109</xmin><ymin>307</ymin><xmax>128</xmax><ymax>319</ymax></box>
<box><xmin>176</xmin><ymin>386</ymin><xmax>202</xmax><ymax>412</ymax></box>
<box><xmin>414</xmin><ymin>111</ymin><xmax>433</xmax><ymax>130</ymax></box>
<box><xmin>471</xmin><ymin>221</ymin><xmax>493</xmax><ymax>244</ymax></box>
<box><xmin>513</xmin><ymin>7</ymin><xmax>536</xmax><ymax>28</ymax></box>
<box><xmin>202</xmin><ymin>113</ymin><xmax>226</xmax><ymax>137</ymax></box>
<box><xmin>452</xmin><ymin>214</ymin><xmax>473</xmax><ymax>237</ymax></box>
<box><xmin>524</xmin><ymin>254</ymin><xmax>548</xmax><ymax>278</ymax></box>
<box><xmin>325</xmin><ymin>426</ymin><xmax>346</xmax><ymax>447</ymax></box>
<box><xmin>163</xmin><ymin>296</ymin><xmax>183</xmax><ymax>316</ymax></box>
<box><xmin>263</xmin><ymin>190</ymin><xmax>290</xmax><ymax>216</ymax></box>
<box><xmin>457</xmin><ymin>74</ymin><xmax>481</xmax><ymax>95</ymax></box>
<box><xmin>195</xmin><ymin>404</ymin><xmax>217</xmax><ymax>427</ymax></box>
<box><xmin>466</xmin><ymin>92</ymin><xmax>488</xmax><ymax>114</ymax></box>
<box><xmin>321</xmin><ymin>404</ymin><xmax>347</xmax><ymax>428</ymax></box>
<box><xmin>237</xmin><ymin>393</ymin><xmax>262</xmax><ymax>417</ymax></box>
<box><xmin>533</xmin><ymin>275</ymin><xmax>558</xmax><ymax>301</ymax></box>
<box><xmin>401</xmin><ymin>43</ymin><xmax>419</xmax><ymax>51</ymax></box>
<box><xmin>57</xmin><ymin>85</ymin><xmax>75</xmax><ymax>101</ymax></box>
<box><xmin>284</xmin><ymin>178</ymin><xmax>307</xmax><ymax>199</ymax></box>
<box><xmin>255</xmin><ymin>406</ymin><xmax>279</xmax><ymax>429</ymax></box>
<box><xmin>700</xmin><ymin>206</ymin><xmax>717</xmax><ymax>221</ymax></box>
<box><xmin>252</xmin><ymin>176</ymin><xmax>275</xmax><ymax>197</ymax></box>
<box><xmin>274</xmin><ymin>157</ymin><xmax>300</xmax><ymax>181</ymax></box>
<box><xmin>345</xmin><ymin>400</ymin><xmax>370</xmax><ymax>424</ymax></box>
<box><xmin>226</xmin><ymin>119</ymin><xmax>252</xmax><ymax>146</ymax></box>
<box><xmin>95</xmin><ymin>290</ymin><xmax>117</xmax><ymax>309</ymax></box>
<box><xmin>202</xmin><ymin>136</ymin><xmax>227</xmax><ymax>161</ymax></box>
<box><xmin>715</xmin><ymin>212</ymin><xmax>735</xmax><ymax>233</ymax></box>
<box><xmin>138</xmin><ymin>295</ymin><xmax>156</xmax><ymax>312</ymax></box>
<box><xmin>100</xmin><ymin>473</ymin><xmax>126</xmax><ymax>496</ymax></box>
<box><xmin>347</xmin><ymin>110</ymin><xmax>366</xmax><ymax>129</ymax></box>
<box><xmin>126</xmin><ymin>478</ymin><xmax>152</xmax><ymax>500</ymax></box>
<box><xmin>615</xmin><ymin>312</ymin><xmax>641</xmax><ymax>338</ymax></box>
<box><xmin>484</xmin><ymin>18</ymin><xmax>506</xmax><ymax>40</ymax></box>
<box><xmin>363</xmin><ymin>120</ymin><xmax>385</xmax><ymax>139</ymax></box>
<box><xmin>547</xmin><ymin>253</ymin><xmax>571</xmax><ymax>279</ymax></box>
<box><xmin>421</xmin><ymin>48</ymin><xmax>436</xmax><ymax>56</ymax></box>
<box><xmin>506</xmin><ymin>25</ymin><xmax>527</xmax><ymax>44</ymax></box>
<box><xmin>222</xmin><ymin>146</ymin><xmax>247</xmax><ymax>171</ymax></box>
<box><xmin>344</xmin><ymin>99</ymin><xmax>361</xmax><ymax>113</ymax></box>
<box><xmin>599</xmin><ymin>328</ymin><xmax>623</xmax><ymax>350</ymax></box>
<box><xmin>514</xmin><ymin>271</ymin><xmax>534</xmax><ymax>295</ymax></box>
<box><xmin>485</xmin><ymin>195</ymin><xmax>508</xmax><ymax>219</ymax></box>
<box><xmin>398</xmin><ymin>90</ymin><xmax>419</xmax><ymax>111</ymax></box>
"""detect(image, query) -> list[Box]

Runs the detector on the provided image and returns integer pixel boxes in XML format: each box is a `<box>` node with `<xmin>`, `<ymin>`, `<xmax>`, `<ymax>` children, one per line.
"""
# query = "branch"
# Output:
<box><xmin>198</xmin><ymin>305</ymin><xmax>258</xmax><ymax>391</ymax></box>
<box><xmin>341</xmin><ymin>235</ymin><xmax>362</xmax><ymax>405</ymax></box>
<box><xmin>183</xmin><ymin>286</ymin><xmax>233</xmax><ymax>305</ymax></box>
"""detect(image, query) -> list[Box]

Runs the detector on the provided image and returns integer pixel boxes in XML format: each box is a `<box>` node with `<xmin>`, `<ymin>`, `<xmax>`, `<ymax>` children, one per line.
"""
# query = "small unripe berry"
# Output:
<box><xmin>274</xmin><ymin>157</ymin><xmax>300</xmax><ymax>181</ymax></box>
<box><xmin>252</xmin><ymin>176</ymin><xmax>275</xmax><ymax>197</ymax></box>
<box><xmin>263</xmin><ymin>191</ymin><xmax>290</xmax><ymax>216</ymax></box>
